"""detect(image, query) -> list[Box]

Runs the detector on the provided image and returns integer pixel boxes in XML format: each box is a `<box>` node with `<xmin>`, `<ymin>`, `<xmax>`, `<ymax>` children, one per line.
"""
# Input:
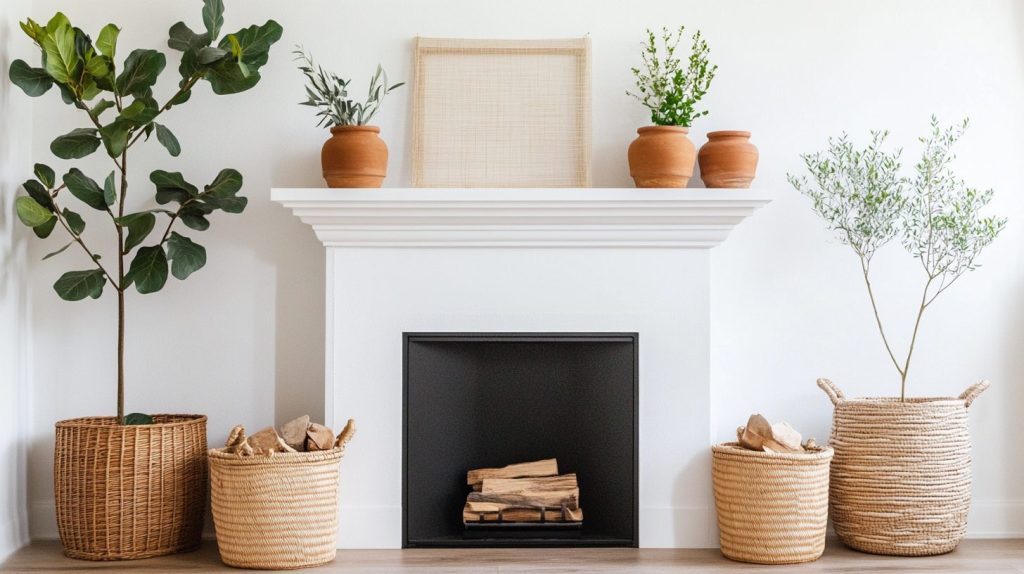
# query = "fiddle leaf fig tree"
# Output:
<box><xmin>10</xmin><ymin>1</ymin><xmax>282</xmax><ymax>424</ymax></box>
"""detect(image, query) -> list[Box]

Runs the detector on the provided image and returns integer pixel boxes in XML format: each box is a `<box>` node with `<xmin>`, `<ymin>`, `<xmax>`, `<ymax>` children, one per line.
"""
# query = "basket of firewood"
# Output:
<box><xmin>711</xmin><ymin>415</ymin><xmax>833</xmax><ymax>565</ymax></box>
<box><xmin>208</xmin><ymin>416</ymin><xmax>356</xmax><ymax>570</ymax></box>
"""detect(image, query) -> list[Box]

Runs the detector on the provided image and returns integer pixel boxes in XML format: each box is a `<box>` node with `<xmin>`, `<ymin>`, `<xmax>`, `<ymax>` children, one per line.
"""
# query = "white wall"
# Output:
<box><xmin>20</xmin><ymin>0</ymin><xmax>1024</xmax><ymax>540</ymax></box>
<box><xmin>0</xmin><ymin>0</ymin><xmax>33</xmax><ymax>560</ymax></box>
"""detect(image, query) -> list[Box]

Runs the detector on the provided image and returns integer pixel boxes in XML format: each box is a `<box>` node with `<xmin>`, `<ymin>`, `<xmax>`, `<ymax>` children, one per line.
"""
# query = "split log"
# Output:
<box><xmin>247</xmin><ymin>427</ymin><xmax>296</xmax><ymax>455</ymax></box>
<box><xmin>480</xmin><ymin>474</ymin><xmax>577</xmax><ymax>495</ymax></box>
<box><xmin>279</xmin><ymin>415</ymin><xmax>310</xmax><ymax>451</ymax></box>
<box><xmin>305</xmin><ymin>423</ymin><xmax>335</xmax><ymax>451</ymax></box>
<box><xmin>467</xmin><ymin>490</ymin><xmax>579</xmax><ymax>510</ymax></box>
<box><xmin>466</xmin><ymin>459</ymin><xmax>558</xmax><ymax>486</ymax></box>
<box><xmin>463</xmin><ymin>505</ymin><xmax>583</xmax><ymax>523</ymax></box>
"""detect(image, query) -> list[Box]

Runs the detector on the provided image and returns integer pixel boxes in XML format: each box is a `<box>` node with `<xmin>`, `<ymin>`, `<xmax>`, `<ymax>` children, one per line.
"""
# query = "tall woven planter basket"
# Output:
<box><xmin>818</xmin><ymin>378</ymin><xmax>989</xmax><ymax>556</ymax></box>
<box><xmin>53</xmin><ymin>415</ymin><xmax>208</xmax><ymax>560</ymax></box>
<box><xmin>712</xmin><ymin>442</ymin><xmax>833</xmax><ymax>564</ymax></box>
<box><xmin>209</xmin><ymin>438</ymin><xmax>351</xmax><ymax>569</ymax></box>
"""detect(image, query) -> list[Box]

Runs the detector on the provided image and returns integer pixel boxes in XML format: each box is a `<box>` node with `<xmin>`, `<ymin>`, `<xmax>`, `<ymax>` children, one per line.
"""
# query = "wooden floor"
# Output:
<box><xmin>3</xmin><ymin>539</ymin><xmax>1023</xmax><ymax>573</ymax></box>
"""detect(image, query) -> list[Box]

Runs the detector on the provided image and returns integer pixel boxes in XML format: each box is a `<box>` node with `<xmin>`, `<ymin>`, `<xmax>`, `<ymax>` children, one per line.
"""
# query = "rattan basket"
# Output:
<box><xmin>209</xmin><ymin>422</ymin><xmax>354</xmax><ymax>570</ymax></box>
<box><xmin>818</xmin><ymin>378</ymin><xmax>988</xmax><ymax>556</ymax></box>
<box><xmin>712</xmin><ymin>442</ymin><xmax>833</xmax><ymax>564</ymax></box>
<box><xmin>53</xmin><ymin>415</ymin><xmax>208</xmax><ymax>560</ymax></box>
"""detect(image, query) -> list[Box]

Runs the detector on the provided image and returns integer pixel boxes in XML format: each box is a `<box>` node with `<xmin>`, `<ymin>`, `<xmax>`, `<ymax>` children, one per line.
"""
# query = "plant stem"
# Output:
<box><xmin>899</xmin><ymin>276</ymin><xmax>934</xmax><ymax>401</ymax></box>
<box><xmin>858</xmin><ymin>255</ymin><xmax>905</xmax><ymax>381</ymax></box>
<box><xmin>116</xmin><ymin>148</ymin><xmax>128</xmax><ymax>424</ymax></box>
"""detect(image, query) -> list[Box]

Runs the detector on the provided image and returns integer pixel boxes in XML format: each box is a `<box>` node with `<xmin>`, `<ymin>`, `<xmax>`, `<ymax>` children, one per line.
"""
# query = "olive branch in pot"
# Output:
<box><xmin>788</xmin><ymin>117</ymin><xmax>1006</xmax><ymax>400</ymax></box>
<box><xmin>9</xmin><ymin>0</ymin><xmax>282</xmax><ymax>424</ymax></box>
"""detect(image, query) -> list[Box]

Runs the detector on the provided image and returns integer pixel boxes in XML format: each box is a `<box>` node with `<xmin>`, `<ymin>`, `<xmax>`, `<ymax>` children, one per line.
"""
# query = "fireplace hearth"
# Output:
<box><xmin>403</xmin><ymin>333</ymin><xmax>639</xmax><ymax>548</ymax></box>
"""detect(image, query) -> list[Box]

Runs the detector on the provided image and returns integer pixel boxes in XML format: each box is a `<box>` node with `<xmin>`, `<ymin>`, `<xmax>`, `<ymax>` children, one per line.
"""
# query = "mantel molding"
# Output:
<box><xmin>271</xmin><ymin>188</ymin><xmax>773</xmax><ymax>248</ymax></box>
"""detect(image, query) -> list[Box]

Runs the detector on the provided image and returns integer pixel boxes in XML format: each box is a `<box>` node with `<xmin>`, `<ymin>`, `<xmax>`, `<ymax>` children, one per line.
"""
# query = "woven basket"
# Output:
<box><xmin>712</xmin><ymin>442</ymin><xmax>833</xmax><ymax>564</ymax></box>
<box><xmin>209</xmin><ymin>424</ymin><xmax>354</xmax><ymax>570</ymax></box>
<box><xmin>53</xmin><ymin>415</ymin><xmax>208</xmax><ymax>560</ymax></box>
<box><xmin>818</xmin><ymin>378</ymin><xmax>988</xmax><ymax>556</ymax></box>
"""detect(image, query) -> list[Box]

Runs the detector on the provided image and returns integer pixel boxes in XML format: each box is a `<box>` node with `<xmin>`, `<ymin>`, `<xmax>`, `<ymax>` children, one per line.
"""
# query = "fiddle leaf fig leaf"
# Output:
<box><xmin>63</xmin><ymin>168</ymin><xmax>108</xmax><ymax>211</ymax></box>
<box><xmin>15</xmin><ymin>196</ymin><xmax>54</xmax><ymax>228</ymax></box>
<box><xmin>201</xmin><ymin>168</ymin><xmax>246</xmax><ymax>213</ymax></box>
<box><xmin>43</xmin><ymin>242</ymin><xmax>73</xmax><ymax>260</ymax></box>
<box><xmin>45</xmin><ymin>13</ymin><xmax>70</xmax><ymax>35</ymax></box>
<box><xmin>154</xmin><ymin>123</ymin><xmax>181</xmax><ymax>156</ymax></box>
<box><xmin>34</xmin><ymin>164</ymin><xmax>55</xmax><ymax>189</ymax></box>
<box><xmin>116</xmin><ymin>49</ymin><xmax>165</xmax><ymax>97</ymax></box>
<box><xmin>62</xmin><ymin>208</ymin><xmax>85</xmax><ymax>235</ymax></box>
<box><xmin>168</xmin><ymin>22</ymin><xmax>210</xmax><ymax>52</ymax></box>
<box><xmin>202</xmin><ymin>0</ymin><xmax>225</xmax><ymax>40</ymax></box>
<box><xmin>124</xmin><ymin>412</ymin><xmax>154</xmax><ymax>425</ymax></box>
<box><xmin>41</xmin><ymin>22</ymin><xmax>80</xmax><ymax>85</ymax></box>
<box><xmin>205</xmin><ymin>20</ymin><xmax>282</xmax><ymax>94</ymax></box>
<box><xmin>51</xmin><ymin>127</ymin><xmax>100</xmax><ymax>159</ymax></box>
<box><xmin>23</xmin><ymin>179</ymin><xmax>54</xmax><ymax>211</ymax></box>
<box><xmin>166</xmin><ymin>232</ymin><xmax>206</xmax><ymax>280</ymax></box>
<box><xmin>9</xmin><ymin>59</ymin><xmax>53</xmax><ymax>97</ymax></box>
<box><xmin>180</xmin><ymin>209</ymin><xmax>210</xmax><ymax>231</ymax></box>
<box><xmin>54</xmin><ymin>269</ymin><xmax>105</xmax><ymax>301</ymax></box>
<box><xmin>96</xmin><ymin>24</ymin><xmax>119</xmax><ymax>59</ymax></box>
<box><xmin>33</xmin><ymin>217</ymin><xmax>57</xmax><ymax>239</ymax></box>
<box><xmin>151</xmin><ymin>170</ymin><xmax>198</xmax><ymax>204</ymax></box>
<box><xmin>197</xmin><ymin>46</ymin><xmax>229</xmax><ymax>65</ymax></box>
<box><xmin>91</xmin><ymin>98</ymin><xmax>115</xmax><ymax>117</ymax></box>
<box><xmin>99</xmin><ymin>118</ymin><xmax>132</xmax><ymax>157</ymax></box>
<box><xmin>125</xmin><ymin>245</ymin><xmax>168</xmax><ymax>294</ymax></box>
<box><xmin>115</xmin><ymin>212</ymin><xmax>156</xmax><ymax>253</ymax></box>
<box><xmin>85</xmin><ymin>55</ymin><xmax>112</xmax><ymax>79</ymax></box>
<box><xmin>104</xmin><ymin>172</ymin><xmax>117</xmax><ymax>207</ymax></box>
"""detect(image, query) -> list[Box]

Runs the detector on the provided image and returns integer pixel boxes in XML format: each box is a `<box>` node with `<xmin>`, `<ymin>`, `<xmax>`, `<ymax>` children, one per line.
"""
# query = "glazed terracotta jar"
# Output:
<box><xmin>627</xmin><ymin>126</ymin><xmax>696</xmax><ymax>188</ymax></box>
<box><xmin>321</xmin><ymin>125</ymin><xmax>388</xmax><ymax>188</ymax></box>
<box><xmin>697</xmin><ymin>130</ymin><xmax>759</xmax><ymax>188</ymax></box>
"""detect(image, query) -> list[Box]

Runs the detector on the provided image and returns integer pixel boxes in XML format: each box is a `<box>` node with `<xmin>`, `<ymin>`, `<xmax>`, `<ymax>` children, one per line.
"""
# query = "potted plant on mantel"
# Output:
<box><xmin>9</xmin><ymin>1</ymin><xmax>281</xmax><ymax>560</ymax></box>
<box><xmin>627</xmin><ymin>26</ymin><xmax>716</xmax><ymax>188</ymax></box>
<box><xmin>788</xmin><ymin>117</ymin><xmax>1006</xmax><ymax>556</ymax></box>
<box><xmin>294</xmin><ymin>46</ymin><xmax>404</xmax><ymax>188</ymax></box>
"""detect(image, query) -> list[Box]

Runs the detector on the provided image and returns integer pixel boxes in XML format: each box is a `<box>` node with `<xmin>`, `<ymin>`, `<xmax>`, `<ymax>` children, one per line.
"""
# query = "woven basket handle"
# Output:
<box><xmin>334</xmin><ymin>418</ymin><xmax>356</xmax><ymax>450</ymax></box>
<box><xmin>959</xmin><ymin>380</ymin><xmax>990</xmax><ymax>408</ymax></box>
<box><xmin>817</xmin><ymin>378</ymin><xmax>844</xmax><ymax>405</ymax></box>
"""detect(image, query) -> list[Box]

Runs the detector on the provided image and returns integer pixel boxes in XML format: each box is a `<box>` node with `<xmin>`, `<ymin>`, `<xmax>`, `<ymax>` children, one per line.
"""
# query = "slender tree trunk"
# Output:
<box><xmin>116</xmin><ymin>149</ymin><xmax>128</xmax><ymax>424</ymax></box>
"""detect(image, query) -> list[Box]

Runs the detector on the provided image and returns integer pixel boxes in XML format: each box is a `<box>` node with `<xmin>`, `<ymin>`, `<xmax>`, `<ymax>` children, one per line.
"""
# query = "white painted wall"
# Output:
<box><xmin>19</xmin><ymin>0</ymin><xmax>1024</xmax><ymax>540</ymax></box>
<box><xmin>0</xmin><ymin>0</ymin><xmax>33</xmax><ymax>560</ymax></box>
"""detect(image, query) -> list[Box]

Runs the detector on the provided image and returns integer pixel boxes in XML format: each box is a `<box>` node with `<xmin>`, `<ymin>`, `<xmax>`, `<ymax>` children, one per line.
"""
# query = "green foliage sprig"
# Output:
<box><xmin>294</xmin><ymin>46</ymin><xmax>404</xmax><ymax>128</ymax></box>
<box><xmin>9</xmin><ymin>1</ymin><xmax>282</xmax><ymax>423</ymax></box>
<box><xmin>627</xmin><ymin>26</ymin><xmax>717</xmax><ymax>127</ymax></box>
<box><xmin>788</xmin><ymin>117</ymin><xmax>1006</xmax><ymax>400</ymax></box>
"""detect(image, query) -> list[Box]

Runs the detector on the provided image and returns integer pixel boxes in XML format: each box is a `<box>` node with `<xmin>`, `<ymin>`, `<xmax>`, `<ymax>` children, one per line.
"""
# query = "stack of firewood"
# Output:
<box><xmin>224</xmin><ymin>415</ymin><xmax>356</xmax><ymax>456</ymax></box>
<box><xmin>735</xmin><ymin>414</ymin><xmax>817</xmax><ymax>453</ymax></box>
<box><xmin>463</xmin><ymin>459</ymin><xmax>583</xmax><ymax>524</ymax></box>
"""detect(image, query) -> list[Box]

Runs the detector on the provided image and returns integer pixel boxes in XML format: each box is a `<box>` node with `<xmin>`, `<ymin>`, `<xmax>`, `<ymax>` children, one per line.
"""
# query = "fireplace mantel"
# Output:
<box><xmin>271</xmin><ymin>188</ymin><xmax>773</xmax><ymax>248</ymax></box>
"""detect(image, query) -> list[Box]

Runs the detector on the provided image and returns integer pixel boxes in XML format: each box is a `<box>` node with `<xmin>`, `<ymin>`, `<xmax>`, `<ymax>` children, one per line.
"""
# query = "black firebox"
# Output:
<box><xmin>403</xmin><ymin>333</ymin><xmax>639</xmax><ymax>548</ymax></box>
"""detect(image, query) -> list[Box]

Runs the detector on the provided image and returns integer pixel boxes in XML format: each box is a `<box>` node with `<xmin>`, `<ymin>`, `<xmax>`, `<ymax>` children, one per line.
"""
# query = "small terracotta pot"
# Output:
<box><xmin>321</xmin><ymin>125</ymin><xmax>388</xmax><ymax>188</ymax></box>
<box><xmin>627</xmin><ymin>126</ymin><xmax>696</xmax><ymax>188</ymax></box>
<box><xmin>698</xmin><ymin>130</ymin><xmax>759</xmax><ymax>188</ymax></box>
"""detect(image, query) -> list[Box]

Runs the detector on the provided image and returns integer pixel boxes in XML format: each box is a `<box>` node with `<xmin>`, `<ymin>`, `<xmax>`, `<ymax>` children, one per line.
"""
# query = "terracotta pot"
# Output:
<box><xmin>321</xmin><ymin>125</ymin><xmax>388</xmax><ymax>188</ymax></box>
<box><xmin>627</xmin><ymin>126</ymin><xmax>696</xmax><ymax>188</ymax></box>
<box><xmin>698</xmin><ymin>130</ymin><xmax>759</xmax><ymax>188</ymax></box>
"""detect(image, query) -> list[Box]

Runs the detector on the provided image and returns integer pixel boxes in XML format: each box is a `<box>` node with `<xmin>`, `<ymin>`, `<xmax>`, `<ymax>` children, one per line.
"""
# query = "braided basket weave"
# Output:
<box><xmin>712</xmin><ymin>442</ymin><xmax>833</xmax><ymax>564</ymax></box>
<box><xmin>818</xmin><ymin>378</ymin><xmax>988</xmax><ymax>556</ymax></box>
<box><xmin>209</xmin><ymin>422</ymin><xmax>354</xmax><ymax>570</ymax></box>
<box><xmin>54</xmin><ymin>415</ymin><xmax>208</xmax><ymax>560</ymax></box>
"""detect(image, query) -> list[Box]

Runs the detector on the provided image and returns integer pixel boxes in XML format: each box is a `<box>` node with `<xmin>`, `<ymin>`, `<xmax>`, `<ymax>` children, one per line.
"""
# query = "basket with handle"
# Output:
<box><xmin>712</xmin><ymin>442</ymin><xmax>833</xmax><ymax>564</ymax></box>
<box><xmin>818</xmin><ymin>378</ymin><xmax>988</xmax><ymax>556</ymax></box>
<box><xmin>208</xmin><ymin>419</ymin><xmax>356</xmax><ymax>569</ymax></box>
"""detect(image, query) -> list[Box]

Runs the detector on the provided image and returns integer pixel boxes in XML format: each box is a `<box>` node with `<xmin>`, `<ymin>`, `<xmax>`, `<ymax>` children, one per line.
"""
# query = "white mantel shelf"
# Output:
<box><xmin>271</xmin><ymin>188</ymin><xmax>773</xmax><ymax>248</ymax></box>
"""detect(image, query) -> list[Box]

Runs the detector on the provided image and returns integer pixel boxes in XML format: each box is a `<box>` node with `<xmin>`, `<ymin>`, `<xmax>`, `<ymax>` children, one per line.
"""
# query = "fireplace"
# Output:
<box><xmin>403</xmin><ymin>333</ymin><xmax>639</xmax><ymax>547</ymax></box>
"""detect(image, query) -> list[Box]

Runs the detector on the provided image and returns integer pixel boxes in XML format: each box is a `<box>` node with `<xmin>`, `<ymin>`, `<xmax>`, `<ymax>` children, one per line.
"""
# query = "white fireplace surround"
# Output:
<box><xmin>273</xmin><ymin>188</ymin><xmax>772</xmax><ymax>548</ymax></box>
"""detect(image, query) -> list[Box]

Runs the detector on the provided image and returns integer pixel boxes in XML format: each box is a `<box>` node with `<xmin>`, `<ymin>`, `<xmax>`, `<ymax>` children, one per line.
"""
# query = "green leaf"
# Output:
<box><xmin>33</xmin><ymin>217</ymin><xmax>57</xmax><ymax>239</ymax></box>
<box><xmin>125</xmin><ymin>245</ymin><xmax>168</xmax><ymax>294</ymax></box>
<box><xmin>154</xmin><ymin>123</ymin><xmax>181</xmax><ymax>156</ymax></box>
<box><xmin>41</xmin><ymin>22</ymin><xmax>80</xmax><ymax>85</ymax></box>
<box><xmin>91</xmin><ymin>98</ymin><xmax>115</xmax><ymax>117</ymax></box>
<box><xmin>23</xmin><ymin>179</ymin><xmax>54</xmax><ymax>211</ymax></box>
<box><xmin>42</xmin><ymin>242</ymin><xmax>73</xmax><ymax>260</ymax></box>
<box><xmin>205</xmin><ymin>57</ymin><xmax>259</xmax><ymax>95</ymax></box>
<box><xmin>124</xmin><ymin>412</ymin><xmax>154</xmax><ymax>425</ymax></box>
<box><xmin>34</xmin><ymin>164</ymin><xmax>56</xmax><ymax>188</ymax></box>
<box><xmin>62</xmin><ymin>208</ymin><xmax>85</xmax><ymax>235</ymax></box>
<box><xmin>205</xmin><ymin>20</ymin><xmax>282</xmax><ymax>95</ymax></box>
<box><xmin>19</xmin><ymin>18</ymin><xmax>45</xmax><ymax>43</ymax></box>
<box><xmin>96</xmin><ymin>24</ymin><xmax>119</xmax><ymax>59</ymax></box>
<box><xmin>104</xmin><ymin>171</ymin><xmax>117</xmax><ymax>206</ymax></box>
<box><xmin>197</xmin><ymin>46</ymin><xmax>228</xmax><ymax>65</ymax></box>
<box><xmin>84</xmin><ymin>55</ymin><xmax>111</xmax><ymax>79</ymax></box>
<box><xmin>168</xmin><ymin>22</ymin><xmax>210</xmax><ymax>52</ymax></box>
<box><xmin>202</xmin><ymin>168</ymin><xmax>246</xmax><ymax>213</ymax></box>
<box><xmin>15</xmin><ymin>196</ymin><xmax>54</xmax><ymax>227</ymax></box>
<box><xmin>151</xmin><ymin>170</ymin><xmax>198</xmax><ymax>204</ymax></box>
<box><xmin>99</xmin><ymin>118</ymin><xmax>132</xmax><ymax>157</ymax></box>
<box><xmin>63</xmin><ymin>168</ymin><xmax>108</xmax><ymax>210</ymax></box>
<box><xmin>115</xmin><ymin>212</ymin><xmax>156</xmax><ymax>253</ymax></box>
<box><xmin>202</xmin><ymin>0</ymin><xmax>225</xmax><ymax>40</ymax></box>
<box><xmin>45</xmin><ymin>13</ymin><xmax>70</xmax><ymax>35</ymax></box>
<box><xmin>180</xmin><ymin>211</ymin><xmax>210</xmax><ymax>231</ymax></box>
<box><xmin>9</xmin><ymin>59</ymin><xmax>53</xmax><ymax>97</ymax></box>
<box><xmin>54</xmin><ymin>269</ymin><xmax>105</xmax><ymax>301</ymax></box>
<box><xmin>166</xmin><ymin>231</ymin><xmax>207</xmax><ymax>280</ymax></box>
<box><xmin>50</xmin><ymin>127</ymin><xmax>100</xmax><ymax>159</ymax></box>
<box><xmin>116</xmin><ymin>49</ymin><xmax>166</xmax><ymax>97</ymax></box>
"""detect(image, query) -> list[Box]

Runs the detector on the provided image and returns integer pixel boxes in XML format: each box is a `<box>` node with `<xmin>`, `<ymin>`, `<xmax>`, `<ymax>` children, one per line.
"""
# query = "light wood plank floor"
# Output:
<box><xmin>3</xmin><ymin>539</ymin><xmax>1023</xmax><ymax>573</ymax></box>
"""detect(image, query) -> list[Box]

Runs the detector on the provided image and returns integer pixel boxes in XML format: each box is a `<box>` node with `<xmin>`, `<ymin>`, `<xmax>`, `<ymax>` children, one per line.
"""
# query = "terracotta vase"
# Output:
<box><xmin>627</xmin><ymin>126</ymin><xmax>696</xmax><ymax>188</ymax></box>
<box><xmin>698</xmin><ymin>130</ymin><xmax>759</xmax><ymax>188</ymax></box>
<box><xmin>321</xmin><ymin>125</ymin><xmax>388</xmax><ymax>188</ymax></box>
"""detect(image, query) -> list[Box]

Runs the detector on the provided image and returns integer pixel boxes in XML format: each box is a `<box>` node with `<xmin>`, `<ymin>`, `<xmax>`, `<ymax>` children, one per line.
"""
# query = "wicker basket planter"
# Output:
<box><xmin>209</xmin><ymin>443</ymin><xmax>350</xmax><ymax>569</ymax></box>
<box><xmin>53</xmin><ymin>415</ymin><xmax>208</xmax><ymax>560</ymax></box>
<box><xmin>712</xmin><ymin>442</ymin><xmax>833</xmax><ymax>564</ymax></box>
<box><xmin>818</xmin><ymin>378</ymin><xmax>989</xmax><ymax>556</ymax></box>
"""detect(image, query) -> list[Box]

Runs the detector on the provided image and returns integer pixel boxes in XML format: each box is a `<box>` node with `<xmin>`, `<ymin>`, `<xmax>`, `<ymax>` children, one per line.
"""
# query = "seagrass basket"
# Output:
<box><xmin>712</xmin><ymin>442</ymin><xmax>833</xmax><ymax>564</ymax></box>
<box><xmin>53</xmin><ymin>415</ymin><xmax>208</xmax><ymax>560</ymax></box>
<box><xmin>818</xmin><ymin>378</ymin><xmax>989</xmax><ymax>556</ymax></box>
<box><xmin>209</xmin><ymin>421</ymin><xmax>355</xmax><ymax>570</ymax></box>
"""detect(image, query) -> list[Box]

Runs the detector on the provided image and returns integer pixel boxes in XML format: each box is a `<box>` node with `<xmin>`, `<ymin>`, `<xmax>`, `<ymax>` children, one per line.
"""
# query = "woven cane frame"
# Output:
<box><xmin>53</xmin><ymin>415</ymin><xmax>208</xmax><ymax>560</ymax></box>
<box><xmin>818</xmin><ymin>378</ymin><xmax>989</xmax><ymax>556</ymax></box>
<box><xmin>413</xmin><ymin>37</ymin><xmax>591</xmax><ymax>188</ymax></box>
<box><xmin>712</xmin><ymin>443</ymin><xmax>833</xmax><ymax>564</ymax></box>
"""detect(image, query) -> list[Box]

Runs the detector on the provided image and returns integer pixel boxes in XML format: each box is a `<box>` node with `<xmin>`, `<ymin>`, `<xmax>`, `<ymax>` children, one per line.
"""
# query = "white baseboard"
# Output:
<box><xmin>966</xmin><ymin>500</ymin><xmax>1024</xmax><ymax>538</ymax></box>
